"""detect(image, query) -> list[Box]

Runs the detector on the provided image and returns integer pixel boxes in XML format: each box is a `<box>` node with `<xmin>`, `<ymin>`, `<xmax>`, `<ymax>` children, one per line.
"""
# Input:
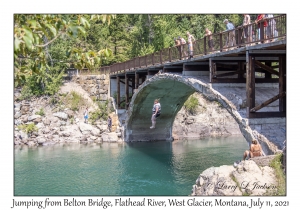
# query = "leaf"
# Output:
<box><xmin>23</xmin><ymin>26</ymin><xmax>34</xmax><ymax>41</ymax></box>
<box><xmin>27</xmin><ymin>20</ymin><xmax>37</xmax><ymax>29</ymax></box>
<box><xmin>80</xmin><ymin>17</ymin><xmax>90</xmax><ymax>28</ymax></box>
<box><xmin>46</xmin><ymin>24</ymin><xmax>57</xmax><ymax>36</ymax></box>
<box><xmin>23</xmin><ymin>35</ymin><xmax>33</xmax><ymax>50</ymax></box>
<box><xmin>77</xmin><ymin>26</ymin><xmax>86</xmax><ymax>37</ymax></box>
<box><xmin>14</xmin><ymin>36</ymin><xmax>21</xmax><ymax>52</ymax></box>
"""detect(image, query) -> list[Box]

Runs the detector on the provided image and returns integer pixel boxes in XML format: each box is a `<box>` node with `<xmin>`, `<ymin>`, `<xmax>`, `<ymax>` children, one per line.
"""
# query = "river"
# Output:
<box><xmin>14</xmin><ymin>136</ymin><xmax>248</xmax><ymax>196</ymax></box>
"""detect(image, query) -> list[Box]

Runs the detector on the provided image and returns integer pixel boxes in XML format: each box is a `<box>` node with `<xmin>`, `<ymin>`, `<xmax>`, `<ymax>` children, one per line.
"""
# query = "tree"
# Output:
<box><xmin>14</xmin><ymin>14</ymin><xmax>115</xmax><ymax>87</ymax></box>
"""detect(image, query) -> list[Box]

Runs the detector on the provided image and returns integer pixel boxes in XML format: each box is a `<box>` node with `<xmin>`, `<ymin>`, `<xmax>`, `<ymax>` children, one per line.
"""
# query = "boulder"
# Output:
<box><xmin>192</xmin><ymin>159</ymin><xmax>277</xmax><ymax>196</ymax></box>
<box><xmin>33</xmin><ymin>117</ymin><xmax>42</xmax><ymax>123</ymax></box>
<box><xmin>37</xmin><ymin>138</ymin><xmax>46</xmax><ymax>144</ymax></box>
<box><xmin>101</xmin><ymin>132</ymin><xmax>119</xmax><ymax>142</ymax></box>
<box><xmin>43</xmin><ymin>118</ymin><xmax>51</xmax><ymax>125</ymax></box>
<box><xmin>65</xmin><ymin>110</ymin><xmax>74</xmax><ymax>118</ymax></box>
<box><xmin>14</xmin><ymin>112</ymin><xmax>22</xmax><ymax>119</ymax></box>
<box><xmin>79</xmin><ymin>122</ymin><xmax>100</xmax><ymax>136</ymax></box>
<box><xmin>53</xmin><ymin>112</ymin><xmax>68</xmax><ymax>120</ymax></box>
<box><xmin>28</xmin><ymin>115</ymin><xmax>41</xmax><ymax>121</ymax></box>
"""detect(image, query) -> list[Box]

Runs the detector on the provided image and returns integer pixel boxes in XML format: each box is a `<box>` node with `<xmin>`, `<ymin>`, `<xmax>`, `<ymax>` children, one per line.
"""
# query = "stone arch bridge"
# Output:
<box><xmin>124</xmin><ymin>73</ymin><xmax>284</xmax><ymax>155</ymax></box>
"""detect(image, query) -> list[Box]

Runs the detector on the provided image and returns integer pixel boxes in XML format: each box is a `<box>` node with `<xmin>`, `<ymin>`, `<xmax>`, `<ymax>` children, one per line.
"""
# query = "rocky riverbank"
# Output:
<box><xmin>14</xmin><ymin>77</ymin><xmax>123</xmax><ymax>147</ymax></box>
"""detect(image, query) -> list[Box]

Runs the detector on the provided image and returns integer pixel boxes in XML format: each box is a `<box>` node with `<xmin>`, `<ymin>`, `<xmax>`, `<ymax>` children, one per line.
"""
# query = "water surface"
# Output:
<box><xmin>14</xmin><ymin>136</ymin><xmax>248</xmax><ymax>196</ymax></box>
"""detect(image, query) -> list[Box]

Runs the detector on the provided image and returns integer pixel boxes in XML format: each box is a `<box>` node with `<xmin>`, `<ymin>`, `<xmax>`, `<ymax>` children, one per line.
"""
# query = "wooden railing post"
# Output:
<box><xmin>238</xmin><ymin>27</ymin><xmax>241</xmax><ymax>47</ymax></box>
<box><xmin>169</xmin><ymin>47</ymin><xmax>172</xmax><ymax>62</ymax></box>
<box><xmin>152</xmin><ymin>53</ymin><xmax>154</xmax><ymax>65</ymax></box>
<box><xmin>219</xmin><ymin>33</ymin><xmax>223</xmax><ymax>52</ymax></box>
<box><xmin>204</xmin><ymin>36</ymin><xmax>207</xmax><ymax>55</ymax></box>
<box><xmin>145</xmin><ymin>55</ymin><xmax>147</xmax><ymax>67</ymax></box>
<box><xmin>139</xmin><ymin>56</ymin><xmax>141</xmax><ymax>68</ymax></box>
<box><xmin>160</xmin><ymin>51</ymin><xmax>162</xmax><ymax>64</ymax></box>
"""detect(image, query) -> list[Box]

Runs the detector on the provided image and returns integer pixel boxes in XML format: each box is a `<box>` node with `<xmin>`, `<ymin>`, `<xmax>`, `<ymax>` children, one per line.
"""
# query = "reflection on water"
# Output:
<box><xmin>14</xmin><ymin>136</ymin><xmax>248</xmax><ymax>196</ymax></box>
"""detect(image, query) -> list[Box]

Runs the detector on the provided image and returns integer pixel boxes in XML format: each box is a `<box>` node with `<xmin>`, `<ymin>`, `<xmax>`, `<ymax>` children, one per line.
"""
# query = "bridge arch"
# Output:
<box><xmin>124</xmin><ymin>73</ymin><xmax>277</xmax><ymax>155</ymax></box>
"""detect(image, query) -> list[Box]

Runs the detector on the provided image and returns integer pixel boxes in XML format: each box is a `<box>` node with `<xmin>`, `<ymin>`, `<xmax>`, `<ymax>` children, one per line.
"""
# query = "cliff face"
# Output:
<box><xmin>172</xmin><ymin>92</ymin><xmax>242</xmax><ymax>140</ymax></box>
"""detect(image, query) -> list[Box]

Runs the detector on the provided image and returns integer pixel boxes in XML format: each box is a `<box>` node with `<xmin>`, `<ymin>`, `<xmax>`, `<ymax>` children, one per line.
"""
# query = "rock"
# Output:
<box><xmin>65</xmin><ymin>110</ymin><xmax>74</xmax><ymax>118</ymax></box>
<box><xmin>37</xmin><ymin>138</ymin><xmax>46</xmax><ymax>144</ymax></box>
<box><xmin>21</xmin><ymin>105</ymin><xmax>30</xmax><ymax>114</ymax></box>
<box><xmin>61</xmin><ymin>131</ymin><xmax>71</xmax><ymax>137</ymax></box>
<box><xmin>43</xmin><ymin>127</ymin><xmax>50</xmax><ymax>134</ymax></box>
<box><xmin>21</xmin><ymin>115</ymin><xmax>28</xmax><ymax>123</ymax></box>
<box><xmin>90</xmin><ymin>136</ymin><xmax>97</xmax><ymax>140</ymax></box>
<box><xmin>33</xmin><ymin>117</ymin><xmax>42</xmax><ymax>123</ymax></box>
<box><xmin>101</xmin><ymin>132</ymin><xmax>119</xmax><ymax>142</ymax></box>
<box><xmin>42</xmin><ymin>141</ymin><xmax>56</xmax><ymax>146</ymax></box>
<box><xmin>51</xmin><ymin>117</ymin><xmax>59</xmax><ymax>123</ymax></box>
<box><xmin>192</xmin><ymin>159</ymin><xmax>277</xmax><ymax>196</ymax></box>
<box><xmin>59</xmin><ymin>121</ymin><xmax>66</xmax><ymax>126</ymax></box>
<box><xmin>36</xmin><ymin>123</ymin><xmax>44</xmax><ymax>129</ymax></box>
<box><xmin>96</xmin><ymin>124</ymin><xmax>108</xmax><ymax>132</ymax></box>
<box><xmin>79</xmin><ymin>122</ymin><xmax>100</xmax><ymax>136</ymax></box>
<box><xmin>27</xmin><ymin>141</ymin><xmax>37</xmax><ymax>147</ymax></box>
<box><xmin>53</xmin><ymin>112</ymin><xmax>68</xmax><ymax>120</ymax></box>
<box><xmin>15</xmin><ymin>119</ymin><xmax>22</xmax><ymax>125</ymax></box>
<box><xmin>99</xmin><ymin>94</ymin><xmax>108</xmax><ymax>101</ymax></box>
<box><xmin>80</xmin><ymin>135</ymin><xmax>88</xmax><ymax>142</ymax></box>
<box><xmin>14</xmin><ymin>112</ymin><xmax>22</xmax><ymax>119</ymax></box>
<box><xmin>43</xmin><ymin>118</ymin><xmax>51</xmax><ymax>125</ymax></box>
<box><xmin>28</xmin><ymin>115</ymin><xmax>41</xmax><ymax>121</ymax></box>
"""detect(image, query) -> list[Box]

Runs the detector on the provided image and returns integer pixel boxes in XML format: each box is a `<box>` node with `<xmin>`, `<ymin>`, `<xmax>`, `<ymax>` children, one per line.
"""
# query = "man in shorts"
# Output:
<box><xmin>205</xmin><ymin>28</ymin><xmax>214</xmax><ymax>52</ymax></box>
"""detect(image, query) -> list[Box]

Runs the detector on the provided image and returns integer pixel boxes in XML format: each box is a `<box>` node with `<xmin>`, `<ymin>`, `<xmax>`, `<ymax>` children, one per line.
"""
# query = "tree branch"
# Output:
<box><xmin>35</xmin><ymin>32</ymin><xmax>63</xmax><ymax>48</ymax></box>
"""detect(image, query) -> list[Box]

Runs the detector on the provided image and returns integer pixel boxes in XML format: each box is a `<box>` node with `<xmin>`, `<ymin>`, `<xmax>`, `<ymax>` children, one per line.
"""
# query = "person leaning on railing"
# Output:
<box><xmin>265</xmin><ymin>14</ymin><xmax>278</xmax><ymax>42</ymax></box>
<box><xmin>255</xmin><ymin>14</ymin><xmax>268</xmax><ymax>43</ymax></box>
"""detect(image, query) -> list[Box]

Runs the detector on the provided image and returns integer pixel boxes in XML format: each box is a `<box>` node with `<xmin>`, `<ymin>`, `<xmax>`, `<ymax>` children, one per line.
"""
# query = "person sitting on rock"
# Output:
<box><xmin>243</xmin><ymin>139</ymin><xmax>262</xmax><ymax>160</ymax></box>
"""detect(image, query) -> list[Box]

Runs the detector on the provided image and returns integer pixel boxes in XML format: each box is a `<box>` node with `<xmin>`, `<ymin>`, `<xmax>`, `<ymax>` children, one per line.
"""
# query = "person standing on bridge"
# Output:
<box><xmin>150</xmin><ymin>99</ymin><xmax>161</xmax><ymax>129</ymax></box>
<box><xmin>205</xmin><ymin>28</ymin><xmax>214</xmax><ymax>52</ymax></box>
<box><xmin>223</xmin><ymin>19</ymin><xmax>236</xmax><ymax>50</ymax></box>
<box><xmin>186</xmin><ymin>31</ymin><xmax>196</xmax><ymax>59</ymax></box>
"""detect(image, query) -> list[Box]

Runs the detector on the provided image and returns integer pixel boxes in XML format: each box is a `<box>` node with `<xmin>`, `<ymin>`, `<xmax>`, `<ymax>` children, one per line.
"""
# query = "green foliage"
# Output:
<box><xmin>269</xmin><ymin>153</ymin><xmax>286</xmax><ymax>195</ymax></box>
<box><xmin>89</xmin><ymin>101</ymin><xmax>109</xmax><ymax>124</ymax></box>
<box><xmin>35</xmin><ymin>108</ymin><xmax>45</xmax><ymax>116</ymax></box>
<box><xmin>67</xmin><ymin>91</ymin><xmax>85</xmax><ymax>111</ymax></box>
<box><xmin>184</xmin><ymin>95</ymin><xmax>199</xmax><ymax>114</ymax></box>
<box><xmin>19</xmin><ymin>85</ymin><xmax>36</xmax><ymax>100</ymax></box>
<box><xmin>14</xmin><ymin>14</ymin><xmax>115</xmax><ymax>88</ymax></box>
<box><xmin>17</xmin><ymin>123</ymin><xmax>38</xmax><ymax>134</ymax></box>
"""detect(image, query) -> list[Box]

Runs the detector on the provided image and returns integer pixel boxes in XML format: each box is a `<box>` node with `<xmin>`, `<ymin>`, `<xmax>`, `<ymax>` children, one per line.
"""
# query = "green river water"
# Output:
<box><xmin>14</xmin><ymin>136</ymin><xmax>248</xmax><ymax>196</ymax></box>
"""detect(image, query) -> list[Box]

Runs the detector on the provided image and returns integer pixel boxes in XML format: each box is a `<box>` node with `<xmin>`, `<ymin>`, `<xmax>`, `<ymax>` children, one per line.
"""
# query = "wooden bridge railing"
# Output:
<box><xmin>99</xmin><ymin>15</ymin><xmax>286</xmax><ymax>75</ymax></box>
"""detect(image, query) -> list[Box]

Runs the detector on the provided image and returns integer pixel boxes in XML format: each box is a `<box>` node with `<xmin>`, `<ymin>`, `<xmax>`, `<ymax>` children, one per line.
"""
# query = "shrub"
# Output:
<box><xmin>184</xmin><ymin>95</ymin><xmax>199</xmax><ymax>114</ymax></box>
<box><xmin>35</xmin><ymin>108</ymin><xmax>45</xmax><ymax>116</ymax></box>
<box><xmin>61</xmin><ymin>91</ymin><xmax>85</xmax><ymax>111</ymax></box>
<box><xmin>269</xmin><ymin>153</ymin><xmax>286</xmax><ymax>195</ymax></box>
<box><xmin>17</xmin><ymin>123</ymin><xmax>38</xmax><ymax>134</ymax></box>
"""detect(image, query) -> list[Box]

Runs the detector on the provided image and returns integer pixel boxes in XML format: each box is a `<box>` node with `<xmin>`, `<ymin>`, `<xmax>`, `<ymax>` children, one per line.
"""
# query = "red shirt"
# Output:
<box><xmin>256</xmin><ymin>14</ymin><xmax>268</xmax><ymax>28</ymax></box>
